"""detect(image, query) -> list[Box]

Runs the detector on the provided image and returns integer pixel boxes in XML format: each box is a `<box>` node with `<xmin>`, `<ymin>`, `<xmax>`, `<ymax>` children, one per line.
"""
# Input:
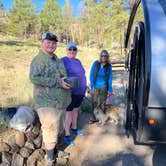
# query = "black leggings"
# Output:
<box><xmin>66</xmin><ymin>94</ymin><xmax>84</xmax><ymax>111</ymax></box>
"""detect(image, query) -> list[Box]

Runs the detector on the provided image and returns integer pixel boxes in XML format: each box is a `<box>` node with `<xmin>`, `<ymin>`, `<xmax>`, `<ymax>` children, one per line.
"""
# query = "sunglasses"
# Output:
<box><xmin>68</xmin><ymin>47</ymin><xmax>77</xmax><ymax>51</ymax></box>
<box><xmin>101</xmin><ymin>54</ymin><xmax>108</xmax><ymax>57</ymax></box>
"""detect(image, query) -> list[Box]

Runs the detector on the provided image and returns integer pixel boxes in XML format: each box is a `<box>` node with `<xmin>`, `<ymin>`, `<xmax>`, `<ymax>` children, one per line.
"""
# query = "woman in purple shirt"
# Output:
<box><xmin>61</xmin><ymin>42</ymin><xmax>86</xmax><ymax>147</ymax></box>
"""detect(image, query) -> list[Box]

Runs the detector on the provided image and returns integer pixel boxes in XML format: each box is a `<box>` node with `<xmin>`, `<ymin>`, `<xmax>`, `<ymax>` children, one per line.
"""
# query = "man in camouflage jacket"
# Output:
<box><xmin>30</xmin><ymin>32</ymin><xmax>71</xmax><ymax>166</ymax></box>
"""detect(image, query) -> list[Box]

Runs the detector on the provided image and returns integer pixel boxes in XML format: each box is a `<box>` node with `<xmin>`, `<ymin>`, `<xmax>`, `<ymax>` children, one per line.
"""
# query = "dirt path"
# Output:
<box><xmin>64</xmin><ymin>70</ymin><xmax>154</xmax><ymax>166</ymax></box>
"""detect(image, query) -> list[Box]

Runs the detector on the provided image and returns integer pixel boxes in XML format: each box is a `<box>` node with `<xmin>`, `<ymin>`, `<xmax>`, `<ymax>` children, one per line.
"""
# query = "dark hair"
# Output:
<box><xmin>99</xmin><ymin>50</ymin><xmax>110</xmax><ymax>63</ymax></box>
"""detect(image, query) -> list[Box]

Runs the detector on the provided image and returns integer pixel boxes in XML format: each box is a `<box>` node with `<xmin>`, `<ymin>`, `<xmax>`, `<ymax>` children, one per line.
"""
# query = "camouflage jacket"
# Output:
<box><xmin>30</xmin><ymin>51</ymin><xmax>71</xmax><ymax>110</ymax></box>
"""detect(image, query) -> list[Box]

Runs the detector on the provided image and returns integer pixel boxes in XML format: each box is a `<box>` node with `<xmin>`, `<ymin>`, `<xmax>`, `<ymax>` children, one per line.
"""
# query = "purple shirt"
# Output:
<box><xmin>61</xmin><ymin>56</ymin><xmax>86</xmax><ymax>95</ymax></box>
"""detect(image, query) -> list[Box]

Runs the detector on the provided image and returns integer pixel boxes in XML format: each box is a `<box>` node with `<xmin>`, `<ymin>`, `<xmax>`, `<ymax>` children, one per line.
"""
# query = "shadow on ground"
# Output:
<box><xmin>0</xmin><ymin>40</ymin><xmax>38</xmax><ymax>47</ymax></box>
<box><xmin>82</xmin><ymin>152</ymin><xmax>145</xmax><ymax>166</ymax></box>
<box><xmin>153</xmin><ymin>145</ymin><xmax>166</xmax><ymax>166</ymax></box>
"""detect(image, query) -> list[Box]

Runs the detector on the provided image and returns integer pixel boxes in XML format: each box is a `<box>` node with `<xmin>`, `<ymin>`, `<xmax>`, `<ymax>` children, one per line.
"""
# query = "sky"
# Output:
<box><xmin>1</xmin><ymin>0</ymin><xmax>83</xmax><ymax>16</ymax></box>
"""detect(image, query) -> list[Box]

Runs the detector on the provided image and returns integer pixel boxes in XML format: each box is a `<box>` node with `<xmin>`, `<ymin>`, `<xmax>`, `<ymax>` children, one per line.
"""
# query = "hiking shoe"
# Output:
<box><xmin>70</xmin><ymin>128</ymin><xmax>84</xmax><ymax>136</ymax></box>
<box><xmin>63</xmin><ymin>136</ymin><xmax>75</xmax><ymax>147</ymax></box>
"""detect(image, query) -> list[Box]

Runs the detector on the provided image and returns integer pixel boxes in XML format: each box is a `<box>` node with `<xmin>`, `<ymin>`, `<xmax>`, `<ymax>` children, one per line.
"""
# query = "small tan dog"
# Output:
<box><xmin>105</xmin><ymin>105</ymin><xmax>123</xmax><ymax>125</ymax></box>
<box><xmin>93</xmin><ymin>105</ymin><xmax>109</xmax><ymax>125</ymax></box>
<box><xmin>93</xmin><ymin>104</ymin><xmax>125</xmax><ymax>125</ymax></box>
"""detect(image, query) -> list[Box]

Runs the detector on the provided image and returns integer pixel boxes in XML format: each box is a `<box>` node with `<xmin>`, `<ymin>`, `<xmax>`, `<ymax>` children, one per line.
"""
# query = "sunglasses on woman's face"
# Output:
<box><xmin>101</xmin><ymin>54</ymin><xmax>108</xmax><ymax>57</ymax></box>
<box><xmin>68</xmin><ymin>47</ymin><xmax>77</xmax><ymax>51</ymax></box>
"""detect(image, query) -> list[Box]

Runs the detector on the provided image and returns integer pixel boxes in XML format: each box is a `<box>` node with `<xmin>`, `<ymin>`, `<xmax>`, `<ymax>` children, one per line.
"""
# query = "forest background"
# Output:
<box><xmin>0</xmin><ymin>0</ymin><xmax>134</xmax><ymax>108</ymax></box>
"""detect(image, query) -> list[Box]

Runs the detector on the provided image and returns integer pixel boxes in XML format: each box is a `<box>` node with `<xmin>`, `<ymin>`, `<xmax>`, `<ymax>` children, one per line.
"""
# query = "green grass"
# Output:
<box><xmin>0</xmin><ymin>36</ymin><xmax>124</xmax><ymax>108</ymax></box>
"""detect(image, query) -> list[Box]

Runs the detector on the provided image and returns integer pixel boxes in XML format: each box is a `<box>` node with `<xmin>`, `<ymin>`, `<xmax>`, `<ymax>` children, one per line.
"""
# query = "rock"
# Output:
<box><xmin>1</xmin><ymin>112</ymin><xmax>67</xmax><ymax>166</ymax></box>
<box><xmin>26</xmin><ymin>161</ymin><xmax>36</xmax><ymax>166</ymax></box>
<box><xmin>27</xmin><ymin>149</ymin><xmax>45</xmax><ymax>165</ymax></box>
<box><xmin>9</xmin><ymin>144</ymin><xmax>20</xmax><ymax>154</ymax></box>
<box><xmin>25</xmin><ymin>131</ymin><xmax>38</xmax><ymax>142</ymax></box>
<box><xmin>7</xmin><ymin>131</ymin><xmax>25</xmax><ymax>149</ymax></box>
<box><xmin>33</xmin><ymin>149</ymin><xmax>45</xmax><ymax>161</ymax></box>
<box><xmin>11</xmin><ymin>153</ymin><xmax>24</xmax><ymax>166</ymax></box>
<box><xmin>24</xmin><ymin>141</ymin><xmax>35</xmax><ymax>151</ymax></box>
<box><xmin>31</xmin><ymin>122</ymin><xmax>41</xmax><ymax>136</ymax></box>
<box><xmin>1</xmin><ymin>152</ymin><xmax>12</xmax><ymax>166</ymax></box>
<box><xmin>57</xmin><ymin>151</ymin><xmax>70</xmax><ymax>159</ymax></box>
<box><xmin>25</xmin><ymin>118</ymin><xmax>41</xmax><ymax>142</ymax></box>
<box><xmin>56</xmin><ymin>157</ymin><xmax>69</xmax><ymax>166</ymax></box>
<box><xmin>41</xmin><ymin>141</ymin><xmax>45</xmax><ymax>150</ymax></box>
<box><xmin>0</xmin><ymin>142</ymin><xmax>10</xmax><ymax>152</ymax></box>
<box><xmin>15</xmin><ymin>131</ymin><xmax>25</xmax><ymax>147</ymax></box>
<box><xmin>33</xmin><ymin>134</ymin><xmax>42</xmax><ymax>149</ymax></box>
<box><xmin>56</xmin><ymin>151</ymin><xmax>70</xmax><ymax>166</ymax></box>
<box><xmin>7</xmin><ymin>134</ymin><xmax>16</xmax><ymax>147</ymax></box>
<box><xmin>7</xmin><ymin>135</ymin><xmax>20</xmax><ymax>153</ymax></box>
<box><xmin>20</xmin><ymin>147</ymin><xmax>32</xmax><ymax>158</ymax></box>
<box><xmin>37</xmin><ymin>158</ymin><xmax>45</xmax><ymax>166</ymax></box>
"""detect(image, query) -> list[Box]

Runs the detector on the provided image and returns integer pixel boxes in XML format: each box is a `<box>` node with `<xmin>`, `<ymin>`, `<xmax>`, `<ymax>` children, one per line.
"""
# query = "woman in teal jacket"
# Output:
<box><xmin>89</xmin><ymin>50</ymin><xmax>114</xmax><ymax>123</ymax></box>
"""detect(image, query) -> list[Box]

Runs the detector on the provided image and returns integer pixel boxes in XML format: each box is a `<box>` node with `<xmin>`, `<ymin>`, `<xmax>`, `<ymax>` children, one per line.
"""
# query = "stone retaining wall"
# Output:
<box><xmin>0</xmin><ymin>118</ymin><xmax>45</xmax><ymax>166</ymax></box>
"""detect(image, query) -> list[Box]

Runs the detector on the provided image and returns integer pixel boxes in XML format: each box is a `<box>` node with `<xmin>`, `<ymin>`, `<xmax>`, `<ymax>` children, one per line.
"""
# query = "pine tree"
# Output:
<box><xmin>62</xmin><ymin>0</ymin><xmax>74</xmax><ymax>43</ymax></box>
<box><xmin>81</xmin><ymin>0</ymin><xmax>128</xmax><ymax>48</ymax></box>
<box><xmin>0</xmin><ymin>0</ymin><xmax>4</xmax><ymax>17</ymax></box>
<box><xmin>40</xmin><ymin>0</ymin><xmax>63</xmax><ymax>36</ymax></box>
<box><xmin>0</xmin><ymin>0</ymin><xmax>7</xmax><ymax>34</ymax></box>
<box><xmin>0</xmin><ymin>0</ymin><xmax>3</xmax><ymax>10</ymax></box>
<box><xmin>8</xmin><ymin>0</ymin><xmax>36</xmax><ymax>38</ymax></box>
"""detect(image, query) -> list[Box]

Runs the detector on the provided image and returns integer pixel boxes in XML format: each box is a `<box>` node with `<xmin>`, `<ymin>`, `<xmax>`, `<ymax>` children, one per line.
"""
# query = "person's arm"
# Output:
<box><xmin>108</xmin><ymin>65</ymin><xmax>113</xmax><ymax>94</ymax></box>
<box><xmin>29</xmin><ymin>59</ymin><xmax>62</xmax><ymax>88</ymax></box>
<box><xmin>78</xmin><ymin>60</ymin><xmax>87</xmax><ymax>89</ymax></box>
<box><xmin>77</xmin><ymin>59</ymin><xmax>86</xmax><ymax>74</ymax></box>
<box><xmin>58</xmin><ymin>59</ymin><xmax>67</xmax><ymax>78</ymax></box>
<box><xmin>89</xmin><ymin>61</ymin><xmax>96</xmax><ymax>90</ymax></box>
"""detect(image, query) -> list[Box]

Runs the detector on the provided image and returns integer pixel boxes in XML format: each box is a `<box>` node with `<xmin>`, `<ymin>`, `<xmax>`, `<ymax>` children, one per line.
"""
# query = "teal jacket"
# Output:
<box><xmin>90</xmin><ymin>61</ymin><xmax>113</xmax><ymax>93</ymax></box>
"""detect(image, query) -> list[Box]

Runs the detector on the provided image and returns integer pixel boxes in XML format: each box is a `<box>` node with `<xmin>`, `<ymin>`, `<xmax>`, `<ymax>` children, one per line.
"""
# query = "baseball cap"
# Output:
<box><xmin>41</xmin><ymin>32</ymin><xmax>58</xmax><ymax>42</ymax></box>
<box><xmin>67</xmin><ymin>42</ymin><xmax>77</xmax><ymax>48</ymax></box>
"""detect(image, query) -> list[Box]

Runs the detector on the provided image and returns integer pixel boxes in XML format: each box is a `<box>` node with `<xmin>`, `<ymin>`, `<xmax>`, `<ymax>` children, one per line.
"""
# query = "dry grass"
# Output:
<box><xmin>0</xmin><ymin>36</ymin><xmax>123</xmax><ymax>108</ymax></box>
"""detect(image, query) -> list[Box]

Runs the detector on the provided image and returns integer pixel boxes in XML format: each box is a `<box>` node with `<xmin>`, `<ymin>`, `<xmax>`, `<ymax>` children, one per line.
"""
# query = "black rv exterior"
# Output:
<box><xmin>125</xmin><ymin>0</ymin><xmax>166</xmax><ymax>144</ymax></box>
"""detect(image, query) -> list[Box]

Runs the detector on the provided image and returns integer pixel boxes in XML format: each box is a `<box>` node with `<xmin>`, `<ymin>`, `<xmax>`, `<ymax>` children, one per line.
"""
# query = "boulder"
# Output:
<box><xmin>7</xmin><ymin>131</ymin><xmax>25</xmax><ymax>150</ymax></box>
<box><xmin>25</xmin><ymin>130</ymin><xmax>38</xmax><ymax>142</ymax></box>
<box><xmin>33</xmin><ymin>134</ymin><xmax>42</xmax><ymax>149</ymax></box>
<box><xmin>0</xmin><ymin>142</ymin><xmax>10</xmax><ymax>152</ymax></box>
<box><xmin>11</xmin><ymin>153</ymin><xmax>24</xmax><ymax>166</ymax></box>
<box><xmin>9</xmin><ymin>144</ymin><xmax>20</xmax><ymax>154</ymax></box>
<box><xmin>15</xmin><ymin>131</ymin><xmax>25</xmax><ymax>147</ymax></box>
<box><xmin>31</xmin><ymin>122</ymin><xmax>41</xmax><ymax>136</ymax></box>
<box><xmin>1</xmin><ymin>152</ymin><xmax>12</xmax><ymax>166</ymax></box>
<box><xmin>20</xmin><ymin>147</ymin><xmax>33</xmax><ymax>158</ymax></box>
<box><xmin>24</xmin><ymin>141</ymin><xmax>35</xmax><ymax>151</ymax></box>
<box><xmin>27</xmin><ymin>149</ymin><xmax>45</xmax><ymax>165</ymax></box>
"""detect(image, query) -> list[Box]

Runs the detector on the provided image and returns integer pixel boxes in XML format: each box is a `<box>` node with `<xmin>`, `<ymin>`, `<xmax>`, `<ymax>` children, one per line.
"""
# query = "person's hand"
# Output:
<box><xmin>90</xmin><ymin>89</ymin><xmax>95</xmax><ymax>95</ymax></box>
<box><xmin>62</xmin><ymin>79</ymin><xmax>71</xmax><ymax>89</ymax></box>
<box><xmin>108</xmin><ymin>92</ymin><xmax>115</xmax><ymax>96</ymax></box>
